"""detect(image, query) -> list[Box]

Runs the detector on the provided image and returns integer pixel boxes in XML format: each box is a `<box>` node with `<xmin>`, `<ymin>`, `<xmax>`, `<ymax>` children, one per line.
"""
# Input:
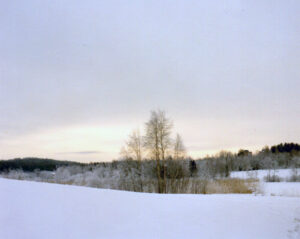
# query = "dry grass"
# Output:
<box><xmin>2</xmin><ymin>174</ymin><xmax>259</xmax><ymax>194</ymax></box>
<box><xmin>206</xmin><ymin>178</ymin><xmax>258</xmax><ymax>194</ymax></box>
<box><xmin>163</xmin><ymin>178</ymin><xmax>258</xmax><ymax>194</ymax></box>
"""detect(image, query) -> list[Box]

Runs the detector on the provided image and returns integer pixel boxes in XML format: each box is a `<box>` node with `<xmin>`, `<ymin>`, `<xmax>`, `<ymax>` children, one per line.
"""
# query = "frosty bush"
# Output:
<box><xmin>288</xmin><ymin>168</ymin><xmax>300</xmax><ymax>182</ymax></box>
<box><xmin>264</xmin><ymin>174</ymin><xmax>282</xmax><ymax>182</ymax></box>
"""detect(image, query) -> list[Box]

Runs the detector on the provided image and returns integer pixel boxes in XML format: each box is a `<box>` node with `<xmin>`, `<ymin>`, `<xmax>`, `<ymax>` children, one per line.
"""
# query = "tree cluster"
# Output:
<box><xmin>270</xmin><ymin>143</ymin><xmax>300</xmax><ymax>154</ymax></box>
<box><xmin>121</xmin><ymin>110</ymin><xmax>186</xmax><ymax>193</ymax></box>
<box><xmin>0</xmin><ymin>157</ymin><xmax>81</xmax><ymax>172</ymax></box>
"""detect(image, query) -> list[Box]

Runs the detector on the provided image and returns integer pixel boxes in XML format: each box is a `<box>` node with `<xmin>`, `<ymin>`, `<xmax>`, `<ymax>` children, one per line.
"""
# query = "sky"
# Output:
<box><xmin>0</xmin><ymin>0</ymin><xmax>299</xmax><ymax>162</ymax></box>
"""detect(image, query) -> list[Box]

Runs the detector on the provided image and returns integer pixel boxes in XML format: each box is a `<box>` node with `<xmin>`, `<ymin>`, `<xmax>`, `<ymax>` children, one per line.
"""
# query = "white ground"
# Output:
<box><xmin>261</xmin><ymin>182</ymin><xmax>300</xmax><ymax>197</ymax></box>
<box><xmin>231</xmin><ymin>169</ymin><xmax>300</xmax><ymax>197</ymax></box>
<box><xmin>231</xmin><ymin>168</ymin><xmax>298</xmax><ymax>181</ymax></box>
<box><xmin>1</xmin><ymin>178</ymin><xmax>300</xmax><ymax>239</ymax></box>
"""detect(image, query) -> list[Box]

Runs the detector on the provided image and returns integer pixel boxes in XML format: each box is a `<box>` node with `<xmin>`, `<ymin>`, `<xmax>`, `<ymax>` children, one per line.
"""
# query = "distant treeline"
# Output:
<box><xmin>0</xmin><ymin>142</ymin><xmax>299</xmax><ymax>173</ymax></box>
<box><xmin>0</xmin><ymin>142</ymin><xmax>300</xmax><ymax>193</ymax></box>
<box><xmin>0</xmin><ymin>157</ymin><xmax>81</xmax><ymax>172</ymax></box>
<box><xmin>270</xmin><ymin>143</ymin><xmax>300</xmax><ymax>154</ymax></box>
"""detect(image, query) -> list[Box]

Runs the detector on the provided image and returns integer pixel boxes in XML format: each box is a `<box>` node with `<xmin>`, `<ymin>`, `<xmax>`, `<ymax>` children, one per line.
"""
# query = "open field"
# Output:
<box><xmin>1</xmin><ymin>178</ymin><xmax>300</xmax><ymax>239</ymax></box>
<box><xmin>231</xmin><ymin>169</ymin><xmax>299</xmax><ymax>181</ymax></box>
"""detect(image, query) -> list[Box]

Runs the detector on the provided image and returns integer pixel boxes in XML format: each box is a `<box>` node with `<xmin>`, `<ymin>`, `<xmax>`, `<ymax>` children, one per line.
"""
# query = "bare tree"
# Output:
<box><xmin>174</xmin><ymin>133</ymin><xmax>186</xmax><ymax>159</ymax></box>
<box><xmin>218</xmin><ymin>151</ymin><xmax>233</xmax><ymax>177</ymax></box>
<box><xmin>144</xmin><ymin>111</ymin><xmax>162</xmax><ymax>193</ymax></box>
<box><xmin>144</xmin><ymin>110</ymin><xmax>173</xmax><ymax>193</ymax></box>
<box><xmin>121</xmin><ymin>129</ymin><xmax>143</xmax><ymax>191</ymax></box>
<box><xmin>121</xmin><ymin>129</ymin><xmax>143</xmax><ymax>161</ymax></box>
<box><xmin>157</xmin><ymin>111</ymin><xmax>173</xmax><ymax>193</ymax></box>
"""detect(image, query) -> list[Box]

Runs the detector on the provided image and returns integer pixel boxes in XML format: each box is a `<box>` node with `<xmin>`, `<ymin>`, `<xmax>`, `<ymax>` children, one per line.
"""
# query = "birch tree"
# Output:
<box><xmin>174</xmin><ymin>134</ymin><xmax>186</xmax><ymax>159</ymax></box>
<box><xmin>121</xmin><ymin>129</ymin><xmax>143</xmax><ymax>191</ymax></box>
<box><xmin>144</xmin><ymin>110</ymin><xmax>172</xmax><ymax>193</ymax></box>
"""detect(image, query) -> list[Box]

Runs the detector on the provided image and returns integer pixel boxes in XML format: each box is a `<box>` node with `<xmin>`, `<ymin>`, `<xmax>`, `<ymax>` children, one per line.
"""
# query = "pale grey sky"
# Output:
<box><xmin>0</xmin><ymin>0</ymin><xmax>299</xmax><ymax>162</ymax></box>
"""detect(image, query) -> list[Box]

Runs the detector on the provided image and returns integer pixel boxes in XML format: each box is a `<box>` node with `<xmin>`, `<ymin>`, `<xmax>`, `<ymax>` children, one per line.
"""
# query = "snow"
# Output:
<box><xmin>231</xmin><ymin>168</ymin><xmax>298</xmax><ymax>181</ymax></box>
<box><xmin>1</xmin><ymin>178</ymin><xmax>300</xmax><ymax>239</ymax></box>
<box><xmin>262</xmin><ymin>182</ymin><xmax>300</xmax><ymax>197</ymax></box>
<box><xmin>231</xmin><ymin>169</ymin><xmax>300</xmax><ymax>197</ymax></box>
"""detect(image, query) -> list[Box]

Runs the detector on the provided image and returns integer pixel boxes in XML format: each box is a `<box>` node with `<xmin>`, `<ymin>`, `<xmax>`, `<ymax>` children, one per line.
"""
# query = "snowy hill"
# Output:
<box><xmin>1</xmin><ymin>178</ymin><xmax>300</xmax><ymax>239</ymax></box>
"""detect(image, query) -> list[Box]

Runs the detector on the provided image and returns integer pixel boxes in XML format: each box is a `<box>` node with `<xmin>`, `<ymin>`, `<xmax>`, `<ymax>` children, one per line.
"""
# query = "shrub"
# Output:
<box><xmin>264</xmin><ymin>174</ymin><xmax>282</xmax><ymax>182</ymax></box>
<box><xmin>288</xmin><ymin>168</ymin><xmax>300</xmax><ymax>182</ymax></box>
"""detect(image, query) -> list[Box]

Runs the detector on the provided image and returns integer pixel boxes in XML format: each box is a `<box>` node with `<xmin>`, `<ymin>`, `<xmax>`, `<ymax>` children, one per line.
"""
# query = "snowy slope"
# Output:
<box><xmin>1</xmin><ymin>178</ymin><xmax>300</xmax><ymax>239</ymax></box>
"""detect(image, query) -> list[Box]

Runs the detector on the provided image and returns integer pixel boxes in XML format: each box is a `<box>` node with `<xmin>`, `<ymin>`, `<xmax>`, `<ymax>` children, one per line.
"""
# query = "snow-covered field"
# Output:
<box><xmin>231</xmin><ymin>168</ymin><xmax>298</xmax><ymax>181</ymax></box>
<box><xmin>262</xmin><ymin>182</ymin><xmax>300</xmax><ymax>197</ymax></box>
<box><xmin>231</xmin><ymin>169</ymin><xmax>300</xmax><ymax>197</ymax></box>
<box><xmin>1</xmin><ymin>178</ymin><xmax>300</xmax><ymax>239</ymax></box>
